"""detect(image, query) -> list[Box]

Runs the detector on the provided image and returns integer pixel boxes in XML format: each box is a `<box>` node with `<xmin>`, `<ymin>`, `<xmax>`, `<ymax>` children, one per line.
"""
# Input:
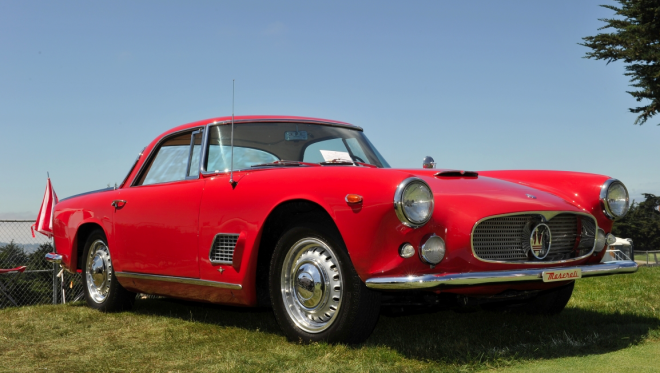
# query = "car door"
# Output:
<box><xmin>114</xmin><ymin>129</ymin><xmax>204</xmax><ymax>278</ymax></box>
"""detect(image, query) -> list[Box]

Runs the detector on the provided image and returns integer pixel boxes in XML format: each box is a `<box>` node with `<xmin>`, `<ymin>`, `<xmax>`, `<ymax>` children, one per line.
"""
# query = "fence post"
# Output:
<box><xmin>52</xmin><ymin>262</ymin><xmax>57</xmax><ymax>304</ymax></box>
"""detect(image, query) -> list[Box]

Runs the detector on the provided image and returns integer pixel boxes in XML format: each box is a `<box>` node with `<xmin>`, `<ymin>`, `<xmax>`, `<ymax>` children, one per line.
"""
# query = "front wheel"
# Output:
<box><xmin>269</xmin><ymin>223</ymin><xmax>381</xmax><ymax>344</ymax></box>
<box><xmin>82</xmin><ymin>229</ymin><xmax>135</xmax><ymax>312</ymax></box>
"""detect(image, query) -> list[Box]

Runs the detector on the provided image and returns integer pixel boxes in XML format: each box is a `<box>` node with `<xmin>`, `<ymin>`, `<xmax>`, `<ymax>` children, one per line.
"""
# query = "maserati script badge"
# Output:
<box><xmin>529</xmin><ymin>223</ymin><xmax>551</xmax><ymax>260</ymax></box>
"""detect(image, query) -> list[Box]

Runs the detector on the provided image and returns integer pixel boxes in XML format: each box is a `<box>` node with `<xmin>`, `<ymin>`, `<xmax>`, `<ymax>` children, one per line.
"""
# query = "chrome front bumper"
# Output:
<box><xmin>365</xmin><ymin>260</ymin><xmax>638</xmax><ymax>290</ymax></box>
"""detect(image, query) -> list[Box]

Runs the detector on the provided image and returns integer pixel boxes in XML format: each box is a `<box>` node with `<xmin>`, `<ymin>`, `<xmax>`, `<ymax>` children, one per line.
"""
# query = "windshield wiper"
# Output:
<box><xmin>319</xmin><ymin>158</ymin><xmax>355</xmax><ymax>166</ymax></box>
<box><xmin>251</xmin><ymin>160</ymin><xmax>321</xmax><ymax>168</ymax></box>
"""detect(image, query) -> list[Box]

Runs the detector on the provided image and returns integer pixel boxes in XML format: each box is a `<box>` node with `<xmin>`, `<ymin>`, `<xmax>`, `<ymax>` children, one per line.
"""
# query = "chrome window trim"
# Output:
<box><xmin>364</xmin><ymin>260</ymin><xmax>638</xmax><ymax>290</ymax></box>
<box><xmin>115</xmin><ymin>271</ymin><xmax>242</xmax><ymax>290</ymax></box>
<box><xmin>119</xmin><ymin>147</ymin><xmax>146</xmax><ymax>188</ymax></box>
<box><xmin>470</xmin><ymin>211</ymin><xmax>598</xmax><ymax>265</ymax></box>
<box><xmin>393</xmin><ymin>177</ymin><xmax>434</xmax><ymax>228</ymax></box>
<box><xmin>200</xmin><ymin>123</ymin><xmax>212</xmax><ymax>174</ymax></box>
<box><xmin>599</xmin><ymin>178</ymin><xmax>629</xmax><ymax>220</ymax></box>
<box><xmin>130</xmin><ymin>127</ymin><xmax>204</xmax><ymax>187</ymax></box>
<box><xmin>209</xmin><ymin>233</ymin><xmax>240</xmax><ymax>265</ymax></box>
<box><xmin>185</xmin><ymin>129</ymin><xmax>204</xmax><ymax>180</ymax></box>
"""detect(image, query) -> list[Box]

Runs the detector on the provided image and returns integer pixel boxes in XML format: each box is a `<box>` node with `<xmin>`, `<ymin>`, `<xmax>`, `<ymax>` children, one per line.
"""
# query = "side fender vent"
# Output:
<box><xmin>209</xmin><ymin>233</ymin><xmax>239</xmax><ymax>264</ymax></box>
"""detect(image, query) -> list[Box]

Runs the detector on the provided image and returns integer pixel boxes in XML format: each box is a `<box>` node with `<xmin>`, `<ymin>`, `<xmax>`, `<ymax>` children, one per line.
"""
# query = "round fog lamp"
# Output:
<box><xmin>419</xmin><ymin>235</ymin><xmax>446</xmax><ymax>264</ymax></box>
<box><xmin>399</xmin><ymin>243</ymin><xmax>415</xmax><ymax>259</ymax></box>
<box><xmin>606</xmin><ymin>233</ymin><xmax>617</xmax><ymax>246</ymax></box>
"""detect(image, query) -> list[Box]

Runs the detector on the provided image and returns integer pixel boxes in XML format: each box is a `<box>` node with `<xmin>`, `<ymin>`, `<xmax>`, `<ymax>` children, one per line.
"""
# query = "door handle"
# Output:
<box><xmin>111</xmin><ymin>200</ymin><xmax>127</xmax><ymax>208</ymax></box>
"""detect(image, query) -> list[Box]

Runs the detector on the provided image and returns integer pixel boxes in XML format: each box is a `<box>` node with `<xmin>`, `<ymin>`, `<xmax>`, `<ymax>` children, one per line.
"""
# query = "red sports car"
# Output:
<box><xmin>46</xmin><ymin>115</ymin><xmax>637</xmax><ymax>343</ymax></box>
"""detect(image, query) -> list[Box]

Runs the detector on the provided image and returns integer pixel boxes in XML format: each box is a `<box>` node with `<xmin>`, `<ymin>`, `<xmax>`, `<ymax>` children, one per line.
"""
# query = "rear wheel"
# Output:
<box><xmin>269</xmin><ymin>223</ymin><xmax>381</xmax><ymax>344</ymax></box>
<box><xmin>82</xmin><ymin>230</ymin><xmax>135</xmax><ymax>312</ymax></box>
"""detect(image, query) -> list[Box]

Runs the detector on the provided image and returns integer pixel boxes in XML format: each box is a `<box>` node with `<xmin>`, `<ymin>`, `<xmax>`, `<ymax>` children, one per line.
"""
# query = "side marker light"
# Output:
<box><xmin>345</xmin><ymin>194</ymin><xmax>363</xmax><ymax>204</ymax></box>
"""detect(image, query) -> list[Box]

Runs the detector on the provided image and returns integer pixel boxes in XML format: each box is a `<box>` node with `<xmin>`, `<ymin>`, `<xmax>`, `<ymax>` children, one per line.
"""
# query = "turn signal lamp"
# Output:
<box><xmin>399</xmin><ymin>243</ymin><xmax>415</xmax><ymax>259</ymax></box>
<box><xmin>345</xmin><ymin>194</ymin><xmax>363</xmax><ymax>204</ymax></box>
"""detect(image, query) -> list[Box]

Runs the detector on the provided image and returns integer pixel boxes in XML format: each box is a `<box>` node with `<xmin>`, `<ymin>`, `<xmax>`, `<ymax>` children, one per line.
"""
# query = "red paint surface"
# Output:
<box><xmin>52</xmin><ymin>116</ymin><xmax>621</xmax><ymax>304</ymax></box>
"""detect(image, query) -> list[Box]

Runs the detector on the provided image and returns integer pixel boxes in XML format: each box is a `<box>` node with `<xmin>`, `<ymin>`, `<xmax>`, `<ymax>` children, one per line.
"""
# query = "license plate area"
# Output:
<box><xmin>542</xmin><ymin>268</ymin><xmax>582</xmax><ymax>282</ymax></box>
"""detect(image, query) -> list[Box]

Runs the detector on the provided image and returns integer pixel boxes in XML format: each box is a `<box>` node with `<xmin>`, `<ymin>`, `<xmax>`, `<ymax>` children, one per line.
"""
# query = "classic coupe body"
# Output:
<box><xmin>46</xmin><ymin>115</ymin><xmax>637</xmax><ymax>343</ymax></box>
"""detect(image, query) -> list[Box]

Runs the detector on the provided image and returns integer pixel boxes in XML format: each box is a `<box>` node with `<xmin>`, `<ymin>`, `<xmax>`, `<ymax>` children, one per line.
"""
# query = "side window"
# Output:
<box><xmin>137</xmin><ymin>131</ymin><xmax>199</xmax><ymax>186</ymax></box>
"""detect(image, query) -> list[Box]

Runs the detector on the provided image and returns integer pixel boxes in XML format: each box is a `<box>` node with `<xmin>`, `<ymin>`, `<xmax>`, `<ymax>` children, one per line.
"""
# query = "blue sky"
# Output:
<box><xmin>1</xmin><ymin>0</ymin><xmax>658</xmax><ymax>219</ymax></box>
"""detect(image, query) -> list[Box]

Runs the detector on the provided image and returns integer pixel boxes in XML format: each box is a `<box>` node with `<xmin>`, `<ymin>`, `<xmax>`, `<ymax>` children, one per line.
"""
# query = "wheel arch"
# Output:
<box><xmin>254</xmin><ymin>199</ymin><xmax>342</xmax><ymax>307</ymax></box>
<box><xmin>73</xmin><ymin>222</ymin><xmax>106</xmax><ymax>271</ymax></box>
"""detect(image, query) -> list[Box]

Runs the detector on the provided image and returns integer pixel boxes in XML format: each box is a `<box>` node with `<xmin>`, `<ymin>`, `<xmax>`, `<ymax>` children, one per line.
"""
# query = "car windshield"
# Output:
<box><xmin>204</xmin><ymin>122</ymin><xmax>390</xmax><ymax>171</ymax></box>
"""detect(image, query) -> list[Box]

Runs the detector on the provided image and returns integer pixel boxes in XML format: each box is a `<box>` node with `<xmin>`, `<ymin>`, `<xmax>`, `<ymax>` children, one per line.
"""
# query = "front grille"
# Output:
<box><xmin>209</xmin><ymin>234</ymin><xmax>239</xmax><ymax>264</ymax></box>
<box><xmin>472</xmin><ymin>213</ymin><xmax>596</xmax><ymax>262</ymax></box>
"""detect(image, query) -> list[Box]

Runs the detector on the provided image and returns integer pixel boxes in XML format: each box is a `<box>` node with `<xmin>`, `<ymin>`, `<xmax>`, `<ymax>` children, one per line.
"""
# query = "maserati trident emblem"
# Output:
<box><xmin>529</xmin><ymin>223</ymin><xmax>551</xmax><ymax>260</ymax></box>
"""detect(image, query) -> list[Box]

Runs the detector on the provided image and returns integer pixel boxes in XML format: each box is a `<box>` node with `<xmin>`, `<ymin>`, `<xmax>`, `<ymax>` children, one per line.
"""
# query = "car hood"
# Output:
<box><xmin>401</xmin><ymin>169</ymin><xmax>585</xmax><ymax>221</ymax></box>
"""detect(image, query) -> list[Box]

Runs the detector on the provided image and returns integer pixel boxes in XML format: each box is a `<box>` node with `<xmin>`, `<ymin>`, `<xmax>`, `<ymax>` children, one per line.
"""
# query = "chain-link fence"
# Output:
<box><xmin>0</xmin><ymin>220</ymin><xmax>84</xmax><ymax>308</ymax></box>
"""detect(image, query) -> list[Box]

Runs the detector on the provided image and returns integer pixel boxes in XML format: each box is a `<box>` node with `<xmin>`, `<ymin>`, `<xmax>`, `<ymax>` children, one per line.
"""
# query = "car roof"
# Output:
<box><xmin>164</xmin><ymin>115</ymin><xmax>361</xmax><ymax>136</ymax></box>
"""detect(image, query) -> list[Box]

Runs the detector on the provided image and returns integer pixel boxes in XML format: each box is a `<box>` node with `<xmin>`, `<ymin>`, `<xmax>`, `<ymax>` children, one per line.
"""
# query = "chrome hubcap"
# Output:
<box><xmin>281</xmin><ymin>238</ymin><xmax>343</xmax><ymax>333</ymax></box>
<box><xmin>85</xmin><ymin>239</ymin><xmax>112</xmax><ymax>304</ymax></box>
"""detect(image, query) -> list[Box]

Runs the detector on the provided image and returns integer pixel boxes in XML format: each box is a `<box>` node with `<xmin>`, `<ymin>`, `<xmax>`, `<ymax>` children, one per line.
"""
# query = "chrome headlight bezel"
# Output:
<box><xmin>600</xmin><ymin>179</ymin><xmax>630</xmax><ymax>220</ymax></box>
<box><xmin>394</xmin><ymin>177</ymin><xmax>434</xmax><ymax>228</ymax></box>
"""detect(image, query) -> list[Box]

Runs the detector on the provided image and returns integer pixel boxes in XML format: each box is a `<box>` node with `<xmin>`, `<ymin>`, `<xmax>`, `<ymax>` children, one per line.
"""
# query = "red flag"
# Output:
<box><xmin>32</xmin><ymin>177</ymin><xmax>59</xmax><ymax>238</ymax></box>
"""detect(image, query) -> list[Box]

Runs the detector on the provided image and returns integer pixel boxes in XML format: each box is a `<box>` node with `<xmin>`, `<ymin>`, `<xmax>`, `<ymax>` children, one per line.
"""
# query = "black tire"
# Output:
<box><xmin>82</xmin><ymin>229</ymin><xmax>135</xmax><ymax>312</ymax></box>
<box><xmin>269</xmin><ymin>222</ymin><xmax>381</xmax><ymax>344</ymax></box>
<box><xmin>519</xmin><ymin>281</ymin><xmax>575</xmax><ymax>315</ymax></box>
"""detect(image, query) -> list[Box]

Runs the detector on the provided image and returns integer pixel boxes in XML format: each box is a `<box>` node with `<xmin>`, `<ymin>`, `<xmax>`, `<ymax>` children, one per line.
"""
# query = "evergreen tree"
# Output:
<box><xmin>581</xmin><ymin>0</ymin><xmax>660</xmax><ymax>125</ymax></box>
<box><xmin>612</xmin><ymin>193</ymin><xmax>660</xmax><ymax>250</ymax></box>
<box><xmin>0</xmin><ymin>241</ymin><xmax>28</xmax><ymax>268</ymax></box>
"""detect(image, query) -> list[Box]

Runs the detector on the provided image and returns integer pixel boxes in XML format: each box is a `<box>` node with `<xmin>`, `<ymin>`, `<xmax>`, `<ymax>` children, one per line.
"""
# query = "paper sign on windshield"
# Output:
<box><xmin>320</xmin><ymin>150</ymin><xmax>352</xmax><ymax>162</ymax></box>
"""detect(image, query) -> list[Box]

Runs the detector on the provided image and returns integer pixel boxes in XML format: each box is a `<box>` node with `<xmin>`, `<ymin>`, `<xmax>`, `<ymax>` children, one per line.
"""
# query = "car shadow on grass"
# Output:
<box><xmin>127</xmin><ymin>297</ymin><xmax>659</xmax><ymax>365</ymax></box>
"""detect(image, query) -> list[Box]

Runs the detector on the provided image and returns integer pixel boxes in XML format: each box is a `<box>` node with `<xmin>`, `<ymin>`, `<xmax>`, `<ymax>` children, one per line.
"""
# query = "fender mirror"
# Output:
<box><xmin>422</xmin><ymin>156</ymin><xmax>436</xmax><ymax>169</ymax></box>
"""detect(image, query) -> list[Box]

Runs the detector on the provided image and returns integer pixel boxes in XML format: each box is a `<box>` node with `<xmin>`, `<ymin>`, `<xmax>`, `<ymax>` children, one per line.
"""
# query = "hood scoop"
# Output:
<box><xmin>435</xmin><ymin>170</ymin><xmax>478</xmax><ymax>178</ymax></box>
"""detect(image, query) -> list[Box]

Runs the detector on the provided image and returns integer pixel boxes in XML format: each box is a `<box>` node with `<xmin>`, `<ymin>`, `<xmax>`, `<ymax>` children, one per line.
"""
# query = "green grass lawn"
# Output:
<box><xmin>1</xmin><ymin>267</ymin><xmax>658</xmax><ymax>372</ymax></box>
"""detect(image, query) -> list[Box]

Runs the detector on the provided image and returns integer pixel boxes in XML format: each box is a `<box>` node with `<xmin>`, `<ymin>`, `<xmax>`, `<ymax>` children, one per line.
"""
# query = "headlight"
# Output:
<box><xmin>394</xmin><ymin>177</ymin><xmax>434</xmax><ymax>228</ymax></box>
<box><xmin>600</xmin><ymin>179</ymin><xmax>630</xmax><ymax>220</ymax></box>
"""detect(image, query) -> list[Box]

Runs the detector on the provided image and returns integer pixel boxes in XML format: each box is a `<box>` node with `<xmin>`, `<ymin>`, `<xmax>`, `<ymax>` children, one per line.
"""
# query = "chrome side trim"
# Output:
<box><xmin>364</xmin><ymin>260</ymin><xmax>638</xmax><ymax>290</ymax></box>
<box><xmin>599</xmin><ymin>178</ymin><xmax>629</xmax><ymax>220</ymax></box>
<box><xmin>115</xmin><ymin>272</ymin><xmax>242</xmax><ymax>290</ymax></box>
<box><xmin>470</xmin><ymin>211</ymin><xmax>598</xmax><ymax>265</ymax></box>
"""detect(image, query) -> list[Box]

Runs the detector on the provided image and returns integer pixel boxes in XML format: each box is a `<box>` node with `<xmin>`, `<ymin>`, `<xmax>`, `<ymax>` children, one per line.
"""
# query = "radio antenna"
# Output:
<box><xmin>229</xmin><ymin>79</ymin><xmax>237</xmax><ymax>189</ymax></box>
